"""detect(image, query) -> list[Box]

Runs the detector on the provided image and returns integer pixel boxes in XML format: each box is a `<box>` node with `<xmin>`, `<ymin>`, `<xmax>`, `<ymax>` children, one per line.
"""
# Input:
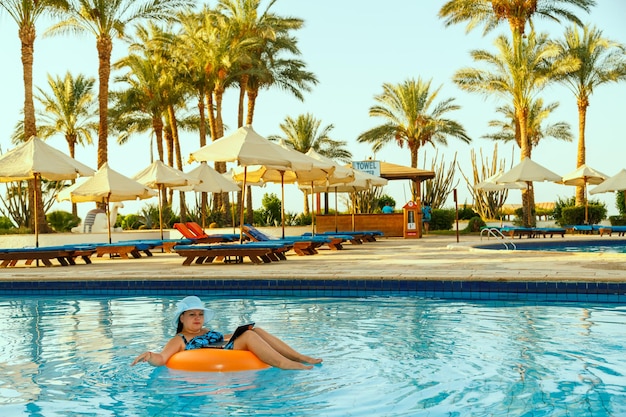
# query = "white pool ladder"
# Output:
<box><xmin>480</xmin><ymin>227</ymin><xmax>516</xmax><ymax>250</ymax></box>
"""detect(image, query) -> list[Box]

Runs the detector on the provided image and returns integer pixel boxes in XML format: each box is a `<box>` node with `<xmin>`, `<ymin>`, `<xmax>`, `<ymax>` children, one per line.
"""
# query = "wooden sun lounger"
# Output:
<box><xmin>598</xmin><ymin>226</ymin><xmax>626</xmax><ymax>237</ymax></box>
<box><xmin>242</xmin><ymin>224</ymin><xmax>325</xmax><ymax>255</ymax></box>
<box><xmin>94</xmin><ymin>243</ymin><xmax>153</xmax><ymax>259</ymax></box>
<box><xmin>174</xmin><ymin>244</ymin><xmax>275</xmax><ymax>265</ymax></box>
<box><xmin>174</xmin><ymin>223</ymin><xmax>239</xmax><ymax>244</ymax></box>
<box><xmin>0</xmin><ymin>245</ymin><xmax>96</xmax><ymax>268</ymax></box>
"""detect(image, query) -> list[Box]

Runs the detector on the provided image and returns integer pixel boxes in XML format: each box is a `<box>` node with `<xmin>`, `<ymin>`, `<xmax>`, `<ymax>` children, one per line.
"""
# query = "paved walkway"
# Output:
<box><xmin>1</xmin><ymin>232</ymin><xmax>626</xmax><ymax>282</ymax></box>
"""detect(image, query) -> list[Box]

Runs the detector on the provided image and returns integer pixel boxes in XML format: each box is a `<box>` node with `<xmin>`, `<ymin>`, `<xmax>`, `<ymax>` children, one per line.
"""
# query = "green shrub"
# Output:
<box><xmin>617</xmin><ymin>191</ymin><xmax>625</xmax><ymax>215</ymax></box>
<box><xmin>560</xmin><ymin>204</ymin><xmax>606</xmax><ymax>226</ymax></box>
<box><xmin>120</xmin><ymin>214</ymin><xmax>145</xmax><ymax>230</ymax></box>
<box><xmin>608</xmin><ymin>215</ymin><xmax>626</xmax><ymax>226</ymax></box>
<box><xmin>465</xmin><ymin>216</ymin><xmax>486</xmax><ymax>233</ymax></box>
<box><xmin>457</xmin><ymin>204</ymin><xmax>478</xmax><ymax>220</ymax></box>
<box><xmin>0</xmin><ymin>216</ymin><xmax>15</xmax><ymax>229</ymax></box>
<box><xmin>430</xmin><ymin>208</ymin><xmax>455</xmax><ymax>231</ymax></box>
<box><xmin>46</xmin><ymin>210</ymin><xmax>80</xmax><ymax>232</ymax></box>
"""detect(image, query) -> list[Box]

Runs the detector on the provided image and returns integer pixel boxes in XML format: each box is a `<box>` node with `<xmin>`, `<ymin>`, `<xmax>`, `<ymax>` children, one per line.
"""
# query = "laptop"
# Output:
<box><xmin>207</xmin><ymin>322</ymin><xmax>255</xmax><ymax>349</ymax></box>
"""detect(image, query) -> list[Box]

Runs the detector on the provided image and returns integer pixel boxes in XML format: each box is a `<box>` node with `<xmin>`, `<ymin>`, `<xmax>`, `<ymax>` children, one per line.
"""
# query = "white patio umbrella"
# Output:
<box><xmin>0</xmin><ymin>136</ymin><xmax>95</xmax><ymax>246</ymax></box>
<box><xmin>189</xmin><ymin>125</ymin><xmax>310</xmax><ymax>241</ymax></box>
<box><xmin>561</xmin><ymin>164</ymin><xmax>608</xmax><ymax>224</ymax></box>
<box><xmin>172</xmin><ymin>162</ymin><xmax>240</xmax><ymax>228</ymax></box>
<box><xmin>57</xmin><ymin>163</ymin><xmax>157</xmax><ymax>242</ymax></box>
<box><xmin>475</xmin><ymin>171</ymin><xmax>528</xmax><ymax>192</ymax></box>
<box><xmin>590</xmin><ymin>169</ymin><xmax>626</xmax><ymax>195</ymax></box>
<box><xmin>132</xmin><ymin>160</ymin><xmax>199</xmax><ymax>240</ymax></box>
<box><xmin>497</xmin><ymin>157</ymin><xmax>561</xmax><ymax>226</ymax></box>
<box><xmin>231</xmin><ymin>140</ymin><xmax>334</xmax><ymax>237</ymax></box>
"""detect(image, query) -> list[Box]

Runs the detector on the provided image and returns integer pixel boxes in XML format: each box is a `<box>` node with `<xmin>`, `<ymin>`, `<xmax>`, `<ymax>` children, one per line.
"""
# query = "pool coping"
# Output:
<box><xmin>2</xmin><ymin>278</ymin><xmax>625</xmax><ymax>303</ymax></box>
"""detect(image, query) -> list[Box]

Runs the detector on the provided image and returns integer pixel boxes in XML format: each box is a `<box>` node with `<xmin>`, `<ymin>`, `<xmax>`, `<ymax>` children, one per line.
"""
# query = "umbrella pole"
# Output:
<box><xmin>334</xmin><ymin>186</ymin><xmax>338</xmax><ymax>233</ymax></box>
<box><xmin>158</xmin><ymin>184</ymin><xmax>164</xmax><ymax>241</ymax></box>
<box><xmin>105</xmin><ymin>197</ymin><xmax>112</xmax><ymax>244</ymax></box>
<box><xmin>310</xmin><ymin>182</ymin><xmax>315</xmax><ymax>236</ymax></box>
<box><xmin>239</xmin><ymin>167</ymin><xmax>247</xmax><ymax>243</ymax></box>
<box><xmin>231</xmin><ymin>190</ymin><xmax>236</xmax><ymax>234</ymax></box>
<box><xmin>34</xmin><ymin>173</ymin><xmax>40</xmax><ymax>248</ymax></box>
<box><xmin>281</xmin><ymin>172</ymin><xmax>285</xmax><ymax>239</ymax></box>
<box><xmin>583</xmin><ymin>179</ymin><xmax>589</xmax><ymax>224</ymax></box>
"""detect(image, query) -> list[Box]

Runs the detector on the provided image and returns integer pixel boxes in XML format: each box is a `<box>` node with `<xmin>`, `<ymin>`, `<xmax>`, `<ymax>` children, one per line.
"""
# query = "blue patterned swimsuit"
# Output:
<box><xmin>180</xmin><ymin>331</ymin><xmax>232</xmax><ymax>350</ymax></box>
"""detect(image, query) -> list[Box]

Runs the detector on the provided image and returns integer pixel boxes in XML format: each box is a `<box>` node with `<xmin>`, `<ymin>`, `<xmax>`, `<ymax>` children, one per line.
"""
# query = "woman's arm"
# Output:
<box><xmin>131</xmin><ymin>336</ymin><xmax>184</xmax><ymax>367</ymax></box>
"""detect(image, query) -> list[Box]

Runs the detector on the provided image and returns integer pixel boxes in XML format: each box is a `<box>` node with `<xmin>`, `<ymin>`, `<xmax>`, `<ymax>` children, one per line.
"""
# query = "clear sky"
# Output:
<box><xmin>0</xmin><ymin>1</ymin><xmax>625</xmax><ymax>221</ymax></box>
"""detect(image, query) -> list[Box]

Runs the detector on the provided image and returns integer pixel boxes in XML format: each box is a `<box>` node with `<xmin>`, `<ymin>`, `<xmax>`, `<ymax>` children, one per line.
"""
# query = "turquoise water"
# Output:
<box><xmin>1</xmin><ymin>295</ymin><xmax>625</xmax><ymax>416</ymax></box>
<box><xmin>477</xmin><ymin>239</ymin><xmax>626</xmax><ymax>253</ymax></box>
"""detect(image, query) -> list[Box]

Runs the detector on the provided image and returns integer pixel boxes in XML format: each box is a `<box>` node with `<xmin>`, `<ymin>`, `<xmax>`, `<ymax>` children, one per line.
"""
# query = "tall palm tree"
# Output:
<box><xmin>439</xmin><ymin>0</ymin><xmax>594</xmax><ymax>155</ymax></box>
<box><xmin>1</xmin><ymin>0</ymin><xmax>70</xmax><ymax>233</ymax></box>
<box><xmin>269</xmin><ymin>113</ymin><xmax>352</xmax><ymax>214</ymax></box>
<box><xmin>556</xmin><ymin>24</ymin><xmax>626</xmax><ymax>205</ymax></box>
<box><xmin>439</xmin><ymin>0</ymin><xmax>595</xmax><ymax>40</ymax></box>
<box><xmin>33</xmin><ymin>72</ymin><xmax>97</xmax><ymax>157</ymax></box>
<box><xmin>454</xmin><ymin>32</ymin><xmax>576</xmax><ymax>225</ymax></box>
<box><xmin>46</xmin><ymin>0</ymin><xmax>193</xmax><ymax>169</ymax></box>
<box><xmin>357</xmin><ymin>77</ymin><xmax>471</xmax><ymax>169</ymax></box>
<box><xmin>482</xmin><ymin>98</ymin><xmax>573</xmax><ymax>148</ymax></box>
<box><xmin>270</xmin><ymin>113</ymin><xmax>352</xmax><ymax>162</ymax></box>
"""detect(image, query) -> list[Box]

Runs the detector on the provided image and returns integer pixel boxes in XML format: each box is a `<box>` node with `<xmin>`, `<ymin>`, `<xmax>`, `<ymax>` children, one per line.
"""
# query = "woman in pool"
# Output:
<box><xmin>131</xmin><ymin>296</ymin><xmax>322</xmax><ymax>370</ymax></box>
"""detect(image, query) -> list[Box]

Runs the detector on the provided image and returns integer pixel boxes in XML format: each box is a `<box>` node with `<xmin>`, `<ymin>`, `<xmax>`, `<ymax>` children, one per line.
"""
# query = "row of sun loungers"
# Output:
<box><xmin>0</xmin><ymin>221</ymin><xmax>384</xmax><ymax>267</ymax></box>
<box><xmin>566</xmin><ymin>225</ymin><xmax>626</xmax><ymax>236</ymax></box>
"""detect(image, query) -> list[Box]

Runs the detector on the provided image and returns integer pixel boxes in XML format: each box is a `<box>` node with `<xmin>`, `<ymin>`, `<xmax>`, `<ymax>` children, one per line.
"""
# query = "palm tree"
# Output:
<box><xmin>269</xmin><ymin>113</ymin><xmax>352</xmax><ymax>214</ymax></box>
<box><xmin>439</xmin><ymin>0</ymin><xmax>594</xmax><ymax>154</ymax></box>
<box><xmin>482</xmin><ymin>98</ymin><xmax>573</xmax><ymax>148</ymax></box>
<box><xmin>32</xmin><ymin>72</ymin><xmax>97</xmax><ymax>157</ymax></box>
<box><xmin>439</xmin><ymin>0</ymin><xmax>595</xmax><ymax>40</ymax></box>
<box><xmin>37</xmin><ymin>72</ymin><xmax>97</xmax><ymax>216</ymax></box>
<box><xmin>270</xmin><ymin>114</ymin><xmax>352</xmax><ymax>162</ymax></box>
<box><xmin>1</xmin><ymin>0</ymin><xmax>70</xmax><ymax>233</ymax></box>
<box><xmin>556</xmin><ymin>24</ymin><xmax>626</xmax><ymax>205</ymax></box>
<box><xmin>46</xmin><ymin>0</ymin><xmax>193</xmax><ymax>169</ymax></box>
<box><xmin>357</xmin><ymin>77</ymin><xmax>471</xmax><ymax>169</ymax></box>
<box><xmin>454</xmin><ymin>32</ymin><xmax>577</xmax><ymax>225</ymax></box>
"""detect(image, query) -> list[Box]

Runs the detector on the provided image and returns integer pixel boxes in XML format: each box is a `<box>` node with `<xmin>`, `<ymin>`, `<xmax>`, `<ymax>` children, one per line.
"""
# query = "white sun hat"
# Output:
<box><xmin>171</xmin><ymin>296</ymin><xmax>215</xmax><ymax>328</ymax></box>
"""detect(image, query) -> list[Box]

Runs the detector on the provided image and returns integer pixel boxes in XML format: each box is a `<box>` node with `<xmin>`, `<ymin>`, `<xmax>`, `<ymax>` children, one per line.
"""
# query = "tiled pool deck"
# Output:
<box><xmin>1</xmin><ymin>231</ymin><xmax>626</xmax><ymax>301</ymax></box>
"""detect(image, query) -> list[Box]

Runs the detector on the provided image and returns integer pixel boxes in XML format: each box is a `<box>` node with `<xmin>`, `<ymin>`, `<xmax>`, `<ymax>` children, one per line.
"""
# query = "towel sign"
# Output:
<box><xmin>352</xmin><ymin>160</ymin><xmax>380</xmax><ymax>177</ymax></box>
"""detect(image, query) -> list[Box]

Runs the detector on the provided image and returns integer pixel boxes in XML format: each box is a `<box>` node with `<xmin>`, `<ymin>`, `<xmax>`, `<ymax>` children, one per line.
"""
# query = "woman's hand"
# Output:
<box><xmin>131</xmin><ymin>351</ymin><xmax>155</xmax><ymax>366</ymax></box>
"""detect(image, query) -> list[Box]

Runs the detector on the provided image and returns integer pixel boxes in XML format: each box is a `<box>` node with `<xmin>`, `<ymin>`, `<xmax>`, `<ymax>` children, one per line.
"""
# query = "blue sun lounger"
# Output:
<box><xmin>0</xmin><ymin>244</ymin><xmax>96</xmax><ymax>267</ymax></box>
<box><xmin>174</xmin><ymin>243</ymin><xmax>285</xmax><ymax>265</ymax></box>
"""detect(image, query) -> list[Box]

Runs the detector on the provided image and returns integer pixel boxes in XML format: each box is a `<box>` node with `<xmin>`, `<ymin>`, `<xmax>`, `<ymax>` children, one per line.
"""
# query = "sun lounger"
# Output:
<box><xmin>242</xmin><ymin>224</ymin><xmax>325</xmax><ymax>255</ymax></box>
<box><xmin>302</xmin><ymin>232</ymin><xmax>363</xmax><ymax>245</ymax></box>
<box><xmin>94</xmin><ymin>242</ymin><xmax>154</xmax><ymax>259</ymax></box>
<box><xmin>532</xmin><ymin>227</ymin><xmax>566</xmax><ymax>238</ymax></box>
<box><xmin>597</xmin><ymin>226</ymin><xmax>626</xmax><ymax>237</ymax></box>
<box><xmin>116</xmin><ymin>238</ymin><xmax>194</xmax><ymax>253</ymax></box>
<box><xmin>174</xmin><ymin>223</ymin><xmax>239</xmax><ymax>243</ymax></box>
<box><xmin>174</xmin><ymin>243</ymin><xmax>278</xmax><ymax>265</ymax></box>
<box><xmin>499</xmin><ymin>227</ymin><xmax>535</xmax><ymax>238</ymax></box>
<box><xmin>317</xmin><ymin>230</ymin><xmax>383</xmax><ymax>242</ymax></box>
<box><xmin>0</xmin><ymin>245</ymin><xmax>96</xmax><ymax>267</ymax></box>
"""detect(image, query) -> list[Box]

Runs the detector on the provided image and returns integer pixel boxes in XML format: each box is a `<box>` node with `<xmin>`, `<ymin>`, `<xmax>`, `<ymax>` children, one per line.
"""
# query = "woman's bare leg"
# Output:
<box><xmin>233</xmin><ymin>330</ymin><xmax>312</xmax><ymax>370</ymax></box>
<box><xmin>252</xmin><ymin>328</ymin><xmax>322</xmax><ymax>364</ymax></box>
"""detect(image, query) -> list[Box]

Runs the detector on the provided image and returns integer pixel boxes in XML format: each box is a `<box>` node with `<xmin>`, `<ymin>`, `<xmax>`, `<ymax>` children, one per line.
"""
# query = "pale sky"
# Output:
<box><xmin>0</xmin><ymin>1</ymin><xmax>625</xmax><ymax>220</ymax></box>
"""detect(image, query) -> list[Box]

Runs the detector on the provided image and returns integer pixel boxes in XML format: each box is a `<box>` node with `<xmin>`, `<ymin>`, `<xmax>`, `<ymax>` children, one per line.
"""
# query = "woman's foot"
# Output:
<box><xmin>299</xmin><ymin>355</ymin><xmax>323</xmax><ymax>365</ymax></box>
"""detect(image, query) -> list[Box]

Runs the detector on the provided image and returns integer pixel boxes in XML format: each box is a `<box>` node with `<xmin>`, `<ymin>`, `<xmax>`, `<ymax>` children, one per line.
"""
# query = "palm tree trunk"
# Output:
<box><xmin>246</xmin><ymin>88</ymin><xmax>258</xmax><ymax>126</ymax></box>
<box><xmin>96</xmin><ymin>35</ymin><xmax>112</xmax><ymax>168</ymax></box>
<box><xmin>575</xmin><ymin>99</ymin><xmax>589</xmax><ymax>206</ymax></box>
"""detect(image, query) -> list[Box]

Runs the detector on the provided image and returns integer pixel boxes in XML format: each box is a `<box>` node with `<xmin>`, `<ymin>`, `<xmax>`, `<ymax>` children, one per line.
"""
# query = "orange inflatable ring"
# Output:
<box><xmin>166</xmin><ymin>349</ymin><xmax>270</xmax><ymax>372</ymax></box>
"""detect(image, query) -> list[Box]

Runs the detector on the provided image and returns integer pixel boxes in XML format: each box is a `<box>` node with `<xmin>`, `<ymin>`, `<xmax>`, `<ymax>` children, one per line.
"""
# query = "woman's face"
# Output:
<box><xmin>180</xmin><ymin>309</ymin><xmax>205</xmax><ymax>330</ymax></box>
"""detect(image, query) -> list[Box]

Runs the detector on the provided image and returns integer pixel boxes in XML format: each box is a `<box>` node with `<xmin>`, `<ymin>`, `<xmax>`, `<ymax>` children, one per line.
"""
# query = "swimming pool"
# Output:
<box><xmin>475</xmin><ymin>238</ymin><xmax>626</xmax><ymax>253</ymax></box>
<box><xmin>1</xmin><ymin>295</ymin><xmax>625</xmax><ymax>416</ymax></box>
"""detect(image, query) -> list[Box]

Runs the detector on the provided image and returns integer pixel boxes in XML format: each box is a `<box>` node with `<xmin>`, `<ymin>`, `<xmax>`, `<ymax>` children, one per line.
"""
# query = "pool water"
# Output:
<box><xmin>477</xmin><ymin>239</ymin><xmax>626</xmax><ymax>253</ymax></box>
<box><xmin>1</xmin><ymin>295</ymin><xmax>625</xmax><ymax>416</ymax></box>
